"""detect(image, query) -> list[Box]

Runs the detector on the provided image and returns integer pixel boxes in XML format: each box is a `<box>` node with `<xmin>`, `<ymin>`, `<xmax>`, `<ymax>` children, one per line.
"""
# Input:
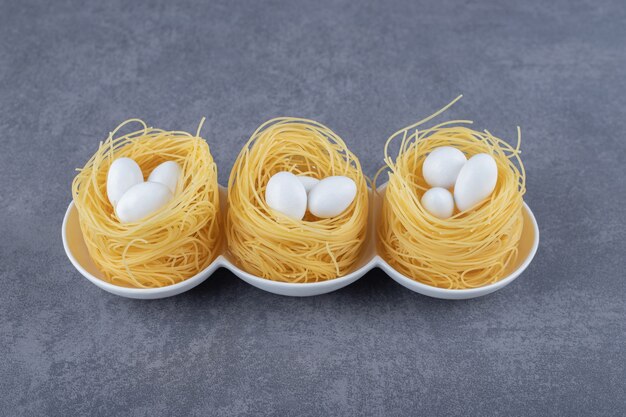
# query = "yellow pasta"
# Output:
<box><xmin>72</xmin><ymin>119</ymin><xmax>221</xmax><ymax>288</ymax></box>
<box><xmin>226</xmin><ymin>117</ymin><xmax>369</xmax><ymax>282</ymax></box>
<box><xmin>376</xmin><ymin>97</ymin><xmax>526</xmax><ymax>289</ymax></box>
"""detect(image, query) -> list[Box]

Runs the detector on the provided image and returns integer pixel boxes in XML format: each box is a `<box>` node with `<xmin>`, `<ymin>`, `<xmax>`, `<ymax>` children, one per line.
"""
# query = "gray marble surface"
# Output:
<box><xmin>1</xmin><ymin>0</ymin><xmax>625</xmax><ymax>416</ymax></box>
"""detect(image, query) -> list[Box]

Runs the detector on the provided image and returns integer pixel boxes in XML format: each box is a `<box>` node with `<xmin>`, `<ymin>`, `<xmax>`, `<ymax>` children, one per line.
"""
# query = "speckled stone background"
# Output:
<box><xmin>1</xmin><ymin>0</ymin><xmax>625</xmax><ymax>416</ymax></box>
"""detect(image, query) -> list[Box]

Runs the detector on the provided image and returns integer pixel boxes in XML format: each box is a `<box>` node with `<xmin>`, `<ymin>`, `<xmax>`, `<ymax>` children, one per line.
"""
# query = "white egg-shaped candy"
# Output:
<box><xmin>107</xmin><ymin>158</ymin><xmax>144</xmax><ymax>207</ymax></box>
<box><xmin>422</xmin><ymin>146</ymin><xmax>467</xmax><ymax>188</ymax></box>
<box><xmin>297</xmin><ymin>175</ymin><xmax>320</xmax><ymax>193</ymax></box>
<box><xmin>421</xmin><ymin>187</ymin><xmax>455</xmax><ymax>219</ymax></box>
<box><xmin>265</xmin><ymin>172</ymin><xmax>307</xmax><ymax>220</ymax></box>
<box><xmin>307</xmin><ymin>176</ymin><xmax>357</xmax><ymax>218</ymax></box>
<box><xmin>148</xmin><ymin>161</ymin><xmax>181</xmax><ymax>194</ymax></box>
<box><xmin>454</xmin><ymin>153</ymin><xmax>498</xmax><ymax>212</ymax></box>
<box><xmin>116</xmin><ymin>182</ymin><xmax>173</xmax><ymax>223</ymax></box>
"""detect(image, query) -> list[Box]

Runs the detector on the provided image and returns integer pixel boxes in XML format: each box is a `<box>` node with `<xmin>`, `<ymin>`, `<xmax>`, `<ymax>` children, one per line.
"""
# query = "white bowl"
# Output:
<box><xmin>376</xmin><ymin>205</ymin><xmax>539</xmax><ymax>300</ymax></box>
<box><xmin>373</xmin><ymin>183</ymin><xmax>539</xmax><ymax>299</ymax></box>
<box><xmin>62</xmin><ymin>184</ymin><xmax>538</xmax><ymax>299</ymax></box>
<box><xmin>222</xmin><ymin>206</ymin><xmax>379</xmax><ymax>296</ymax></box>
<box><xmin>224</xmin><ymin>256</ymin><xmax>377</xmax><ymax>297</ymax></box>
<box><xmin>61</xmin><ymin>200</ymin><xmax>225</xmax><ymax>299</ymax></box>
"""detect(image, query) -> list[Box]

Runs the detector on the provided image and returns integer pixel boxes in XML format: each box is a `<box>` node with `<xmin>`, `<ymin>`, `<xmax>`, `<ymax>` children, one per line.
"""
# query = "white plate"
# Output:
<box><xmin>62</xmin><ymin>184</ymin><xmax>539</xmax><ymax>299</ymax></box>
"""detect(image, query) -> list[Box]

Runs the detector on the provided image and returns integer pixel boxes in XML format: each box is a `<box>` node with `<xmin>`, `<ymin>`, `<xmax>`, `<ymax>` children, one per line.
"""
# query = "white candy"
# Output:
<box><xmin>421</xmin><ymin>187</ymin><xmax>455</xmax><ymax>219</ymax></box>
<box><xmin>297</xmin><ymin>175</ymin><xmax>320</xmax><ymax>193</ymax></box>
<box><xmin>422</xmin><ymin>146</ymin><xmax>467</xmax><ymax>189</ymax></box>
<box><xmin>265</xmin><ymin>172</ymin><xmax>307</xmax><ymax>220</ymax></box>
<box><xmin>106</xmin><ymin>158</ymin><xmax>143</xmax><ymax>207</ymax></box>
<box><xmin>307</xmin><ymin>176</ymin><xmax>356</xmax><ymax>218</ymax></box>
<box><xmin>454</xmin><ymin>153</ymin><xmax>498</xmax><ymax>212</ymax></box>
<box><xmin>115</xmin><ymin>182</ymin><xmax>173</xmax><ymax>223</ymax></box>
<box><xmin>148</xmin><ymin>161</ymin><xmax>181</xmax><ymax>194</ymax></box>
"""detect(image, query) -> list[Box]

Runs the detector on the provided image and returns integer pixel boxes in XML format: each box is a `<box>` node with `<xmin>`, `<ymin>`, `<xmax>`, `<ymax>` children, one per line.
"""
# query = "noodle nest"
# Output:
<box><xmin>377</xmin><ymin>98</ymin><xmax>526</xmax><ymax>289</ymax></box>
<box><xmin>72</xmin><ymin>119</ymin><xmax>221</xmax><ymax>288</ymax></box>
<box><xmin>226</xmin><ymin>117</ymin><xmax>369</xmax><ymax>282</ymax></box>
